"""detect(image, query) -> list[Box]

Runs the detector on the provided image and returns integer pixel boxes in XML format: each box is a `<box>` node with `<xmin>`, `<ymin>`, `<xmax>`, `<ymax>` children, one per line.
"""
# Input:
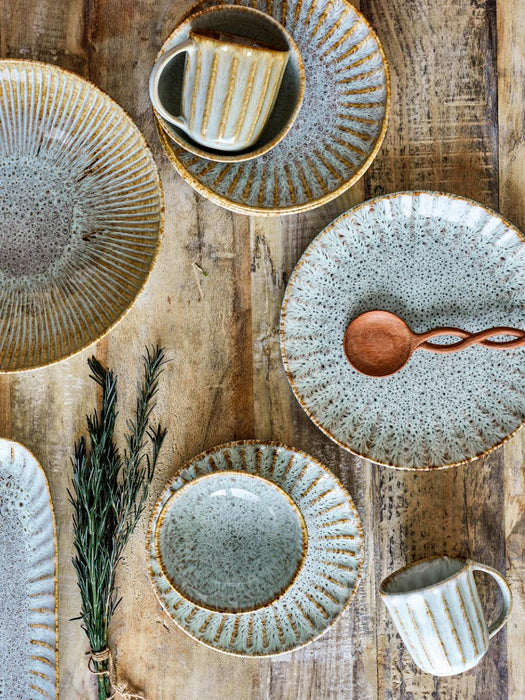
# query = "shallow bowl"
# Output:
<box><xmin>152</xmin><ymin>5</ymin><xmax>305</xmax><ymax>163</ymax></box>
<box><xmin>0</xmin><ymin>61</ymin><xmax>162</xmax><ymax>371</ymax></box>
<box><xmin>155</xmin><ymin>472</ymin><xmax>307</xmax><ymax>612</ymax></box>
<box><xmin>281</xmin><ymin>191</ymin><xmax>525</xmax><ymax>469</ymax></box>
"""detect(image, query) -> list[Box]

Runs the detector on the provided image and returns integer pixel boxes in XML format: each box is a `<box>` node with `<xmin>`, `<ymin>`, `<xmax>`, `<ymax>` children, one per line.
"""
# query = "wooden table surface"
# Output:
<box><xmin>1</xmin><ymin>0</ymin><xmax>524</xmax><ymax>698</ymax></box>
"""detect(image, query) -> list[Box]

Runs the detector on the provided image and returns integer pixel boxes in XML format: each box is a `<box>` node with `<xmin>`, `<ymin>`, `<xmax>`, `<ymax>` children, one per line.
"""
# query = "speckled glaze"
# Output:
<box><xmin>155</xmin><ymin>0</ymin><xmax>389</xmax><ymax>215</ymax></box>
<box><xmin>151</xmin><ymin>6</ymin><xmax>303</xmax><ymax>160</ymax></box>
<box><xmin>380</xmin><ymin>556</ymin><xmax>512</xmax><ymax>676</ymax></box>
<box><xmin>0</xmin><ymin>61</ymin><xmax>163</xmax><ymax>372</ymax></box>
<box><xmin>147</xmin><ymin>441</ymin><xmax>363</xmax><ymax>656</ymax></box>
<box><xmin>281</xmin><ymin>192</ymin><xmax>525</xmax><ymax>469</ymax></box>
<box><xmin>0</xmin><ymin>439</ymin><xmax>57</xmax><ymax>698</ymax></box>
<box><xmin>155</xmin><ymin>472</ymin><xmax>307</xmax><ymax>612</ymax></box>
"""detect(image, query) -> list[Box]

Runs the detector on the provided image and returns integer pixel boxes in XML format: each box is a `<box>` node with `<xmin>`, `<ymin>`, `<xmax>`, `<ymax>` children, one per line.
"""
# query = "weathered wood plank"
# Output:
<box><xmin>497</xmin><ymin>1</ymin><xmax>525</xmax><ymax>697</ymax></box>
<box><xmin>0</xmin><ymin>0</ymin><xmax>94</xmax><ymax>695</ymax></box>
<box><xmin>0</xmin><ymin>0</ymin><xmax>87</xmax><ymax>73</ymax></box>
<box><xmin>361</xmin><ymin>0</ymin><xmax>506</xmax><ymax>698</ymax></box>
<box><xmin>85</xmin><ymin>2</ymin><xmax>257</xmax><ymax>698</ymax></box>
<box><xmin>250</xmin><ymin>185</ymin><xmax>381</xmax><ymax>700</ymax></box>
<box><xmin>0</xmin><ymin>0</ymin><xmax>256</xmax><ymax>696</ymax></box>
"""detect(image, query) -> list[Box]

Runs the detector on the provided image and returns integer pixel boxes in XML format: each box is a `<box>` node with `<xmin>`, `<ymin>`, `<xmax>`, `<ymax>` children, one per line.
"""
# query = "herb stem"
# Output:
<box><xmin>70</xmin><ymin>346</ymin><xmax>167</xmax><ymax>699</ymax></box>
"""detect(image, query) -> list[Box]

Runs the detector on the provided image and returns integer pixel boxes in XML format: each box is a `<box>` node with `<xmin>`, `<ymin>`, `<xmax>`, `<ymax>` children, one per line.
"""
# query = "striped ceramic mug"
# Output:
<box><xmin>380</xmin><ymin>556</ymin><xmax>512</xmax><ymax>676</ymax></box>
<box><xmin>149</xmin><ymin>29</ymin><xmax>289</xmax><ymax>152</ymax></box>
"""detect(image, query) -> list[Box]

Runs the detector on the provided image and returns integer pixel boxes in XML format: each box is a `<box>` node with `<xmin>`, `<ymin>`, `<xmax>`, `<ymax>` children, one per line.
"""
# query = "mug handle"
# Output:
<box><xmin>149</xmin><ymin>38</ymin><xmax>194</xmax><ymax>131</ymax></box>
<box><xmin>469</xmin><ymin>561</ymin><xmax>512</xmax><ymax>639</ymax></box>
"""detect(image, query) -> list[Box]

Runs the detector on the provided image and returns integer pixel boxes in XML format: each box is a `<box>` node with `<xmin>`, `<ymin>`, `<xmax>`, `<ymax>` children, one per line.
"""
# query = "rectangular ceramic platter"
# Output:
<box><xmin>0</xmin><ymin>439</ymin><xmax>57</xmax><ymax>699</ymax></box>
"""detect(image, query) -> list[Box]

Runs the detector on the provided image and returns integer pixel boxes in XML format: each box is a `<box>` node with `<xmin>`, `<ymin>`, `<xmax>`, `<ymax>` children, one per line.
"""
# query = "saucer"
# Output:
<box><xmin>281</xmin><ymin>192</ymin><xmax>525</xmax><ymax>469</ymax></box>
<box><xmin>0</xmin><ymin>61</ymin><xmax>163</xmax><ymax>371</ymax></box>
<box><xmin>153</xmin><ymin>5</ymin><xmax>305</xmax><ymax>163</ymax></box>
<box><xmin>147</xmin><ymin>441</ymin><xmax>363</xmax><ymax>656</ymax></box>
<box><xmin>155</xmin><ymin>0</ymin><xmax>389</xmax><ymax>215</ymax></box>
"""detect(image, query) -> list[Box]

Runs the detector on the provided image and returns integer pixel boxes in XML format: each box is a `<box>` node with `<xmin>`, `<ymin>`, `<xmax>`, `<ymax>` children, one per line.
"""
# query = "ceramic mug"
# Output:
<box><xmin>380</xmin><ymin>556</ymin><xmax>512</xmax><ymax>676</ymax></box>
<box><xmin>149</xmin><ymin>29</ymin><xmax>289</xmax><ymax>152</ymax></box>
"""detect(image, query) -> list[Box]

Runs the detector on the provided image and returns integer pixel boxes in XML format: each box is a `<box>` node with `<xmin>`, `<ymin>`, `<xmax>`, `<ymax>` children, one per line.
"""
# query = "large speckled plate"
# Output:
<box><xmin>148</xmin><ymin>441</ymin><xmax>363</xmax><ymax>656</ymax></box>
<box><xmin>281</xmin><ymin>192</ymin><xmax>525</xmax><ymax>470</ymax></box>
<box><xmin>155</xmin><ymin>0</ymin><xmax>389</xmax><ymax>215</ymax></box>
<box><xmin>0</xmin><ymin>61</ymin><xmax>163</xmax><ymax>372</ymax></box>
<box><xmin>0</xmin><ymin>439</ymin><xmax>57</xmax><ymax>698</ymax></box>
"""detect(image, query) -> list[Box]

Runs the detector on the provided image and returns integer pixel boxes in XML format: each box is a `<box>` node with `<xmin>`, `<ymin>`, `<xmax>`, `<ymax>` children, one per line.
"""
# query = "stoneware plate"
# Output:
<box><xmin>281</xmin><ymin>192</ymin><xmax>525</xmax><ymax>469</ymax></box>
<box><xmin>155</xmin><ymin>0</ymin><xmax>389</xmax><ymax>215</ymax></box>
<box><xmin>153</xmin><ymin>5</ymin><xmax>305</xmax><ymax>163</ymax></box>
<box><xmin>0</xmin><ymin>439</ymin><xmax>57</xmax><ymax>698</ymax></box>
<box><xmin>148</xmin><ymin>441</ymin><xmax>363</xmax><ymax>656</ymax></box>
<box><xmin>0</xmin><ymin>60</ymin><xmax>163</xmax><ymax>372</ymax></box>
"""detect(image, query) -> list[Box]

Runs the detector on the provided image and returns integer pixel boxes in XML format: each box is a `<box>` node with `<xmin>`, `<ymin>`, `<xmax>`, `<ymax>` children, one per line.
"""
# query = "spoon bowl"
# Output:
<box><xmin>343</xmin><ymin>311</ymin><xmax>415</xmax><ymax>377</ymax></box>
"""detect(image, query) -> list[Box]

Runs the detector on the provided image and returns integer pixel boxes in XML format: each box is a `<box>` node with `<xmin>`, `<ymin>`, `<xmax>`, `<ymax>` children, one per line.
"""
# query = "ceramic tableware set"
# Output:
<box><xmin>151</xmin><ymin>0</ymin><xmax>389</xmax><ymax>215</ymax></box>
<box><xmin>0</xmin><ymin>0</ymin><xmax>518</xmax><ymax>695</ymax></box>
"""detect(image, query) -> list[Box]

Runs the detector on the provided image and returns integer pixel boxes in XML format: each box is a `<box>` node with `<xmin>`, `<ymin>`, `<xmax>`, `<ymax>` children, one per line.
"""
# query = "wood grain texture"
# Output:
<box><xmin>497</xmin><ymin>2</ymin><xmax>525</xmax><ymax>699</ymax></box>
<box><xmin>0</xmin><ymin>0</ymin><xmax>523</xmax><ymax>698</ymax></box>
<box><xmin>362</xmin><ymin>0</ymin><xmax>508</xmax><ymax>698</ymax></box>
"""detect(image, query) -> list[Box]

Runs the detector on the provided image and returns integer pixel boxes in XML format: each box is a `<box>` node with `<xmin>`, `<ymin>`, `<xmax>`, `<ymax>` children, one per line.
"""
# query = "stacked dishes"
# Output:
<box><xmin>147</xmin><ymin>442</ymin><xmax>364</xmax><ymax>656</ymax></box>
<box><xmin>149</xmin><ymin>0</ymin><xmax>390</xmax><ymax>215</ymax></box>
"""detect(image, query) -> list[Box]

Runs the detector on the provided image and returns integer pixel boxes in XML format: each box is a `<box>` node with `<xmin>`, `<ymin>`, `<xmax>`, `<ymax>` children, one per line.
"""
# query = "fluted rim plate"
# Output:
<box><xmin>147</xmin><ymin>441</ymin><xmax>364</xmax><ymax>656</ymax></box>
<box><xmin>281</xmin><ymin>191</ymin><xmax>525</xmax><ymax>469</ymax></box>
<box><xmin>0</xmin><ymin>438</ymin><xmax>57</xmax><ymax>698</ymax></box>
<box><xmin>155</xmin><ymin>0</ymin><xmax>390</xmax><ymax>215</ymax></box>
<box><xmin>0</xmin><ymin>61</ymin><xmax>163</xmax><ymax>371</ymax></box>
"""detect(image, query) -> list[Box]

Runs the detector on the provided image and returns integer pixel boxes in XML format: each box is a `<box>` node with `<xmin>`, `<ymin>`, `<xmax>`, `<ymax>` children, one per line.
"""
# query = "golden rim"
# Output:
<box><xmin>146</xmin><ymin>439</ymin><xmax>365</xmax><ymax>658</ymax></box>
<box><xmin>154</xmin><ymin>470</ymin><xmax>309</xmax><ymax>614</ymax></box>
<box><xmin>153</xmin><ymin>4</ymin><xmax>306</xmax><ymax>164</ymax></box>
<box><xmin>154</xmin><ymin>0</ymin><xmax>391</xmax><ymax>215</ymax></box>
<box><xmin>280</xmin><ymin>190</ymin><xmax>525</xmax><ymax>470</ymax></box>
<box><xmin>0</xmin><ymin>59</ymin><xmax>165</xmax><ymax>374</ymax></box>
<box><xmin>379</xmin><ymin>555</ymin><xmax>469</xmax><ymax>597</ymax></box>
<box><xmin>191</xmin><ymin>28</ymin><xmax>289</xmax><ymax>53</ymax></box>
<box><xmin>0</xmin><ymin>437</ymin><xmax>59</xmax><ymax>697</ymax></box>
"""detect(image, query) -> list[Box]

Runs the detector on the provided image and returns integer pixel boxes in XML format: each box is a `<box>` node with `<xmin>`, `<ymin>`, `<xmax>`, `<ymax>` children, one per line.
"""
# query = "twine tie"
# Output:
<box><xmin>88</xmin><ymin>648</ymin><xmax>146</xmax><ymax>700</ymax></box>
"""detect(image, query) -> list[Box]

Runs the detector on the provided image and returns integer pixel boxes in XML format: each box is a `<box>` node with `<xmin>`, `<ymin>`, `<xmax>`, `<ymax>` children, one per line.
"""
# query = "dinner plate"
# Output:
<box><xmin>281</xmin><ymin>192</ymin><xmax>525</xmax><ymax>469</ymax></box>
<box><xmin>0</xmin><ymin>439</ymin><xmax>57</xmax><ymax>698</ymax></box>
<box><xmin>0</xmin><ymin>61</ymin><xmax>163</xmax><ymax>371</ymax></box>
<box><xmin>147</xmin><ymin>441</ymin><xmax>363</xmax><ymax>656</ymax></box>
<box><xmin>155</xmin><ymin>0</ymin><xmax>389</xmax><ymax>215</ymax></box>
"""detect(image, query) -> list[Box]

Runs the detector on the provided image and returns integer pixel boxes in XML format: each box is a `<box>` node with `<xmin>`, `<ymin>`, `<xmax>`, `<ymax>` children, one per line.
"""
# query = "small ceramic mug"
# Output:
<box><xmin>380</xmin><ymin>556</ymin><xmax>512</xmax><ymax>676</ymax></box>
<box><xmin>149</xmin><ymin>29</ymin><xmax>289</xmax><ymax>152</ymax></box>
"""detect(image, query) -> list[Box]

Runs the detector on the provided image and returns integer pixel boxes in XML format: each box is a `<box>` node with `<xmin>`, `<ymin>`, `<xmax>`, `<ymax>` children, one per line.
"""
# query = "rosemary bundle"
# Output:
<box><xmin>69</xmin><ymin>347</ymin><xmax>167</xmax><ymax>700</ymax></box>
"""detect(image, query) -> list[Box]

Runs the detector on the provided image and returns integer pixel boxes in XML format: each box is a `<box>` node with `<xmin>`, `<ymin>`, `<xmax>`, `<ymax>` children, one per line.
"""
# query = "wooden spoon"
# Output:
<box><xmin>343</xmin><ymin>310</ymin><xmax>525</xmax><ymax>377</ymax></box>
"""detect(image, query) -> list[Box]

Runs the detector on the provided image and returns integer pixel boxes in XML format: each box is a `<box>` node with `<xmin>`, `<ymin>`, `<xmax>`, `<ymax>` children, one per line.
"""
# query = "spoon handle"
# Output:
<box><xmin>416</xmin><ymin>326</ymin><xmax>525</xmax><ymax>353</ymax></box>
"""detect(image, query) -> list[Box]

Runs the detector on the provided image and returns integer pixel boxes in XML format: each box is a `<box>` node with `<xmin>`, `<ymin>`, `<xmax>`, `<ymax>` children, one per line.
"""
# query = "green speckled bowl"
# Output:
<box><xmin>148</xmin><ymin>441</ymin><xmax>364</xmax><ymax>656</ymax></box>
<box><xmin>155</xmin><ymin>472</ymin><xmax>308</xmax><ymax>613</ymax></box>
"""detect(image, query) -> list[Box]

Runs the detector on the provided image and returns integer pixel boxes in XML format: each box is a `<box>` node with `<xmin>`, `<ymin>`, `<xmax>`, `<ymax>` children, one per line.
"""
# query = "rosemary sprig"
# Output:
<box><xmin>69</xmin><ymin>346</ymin><xmax>167</xmax><ymax>700</ymax></box>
